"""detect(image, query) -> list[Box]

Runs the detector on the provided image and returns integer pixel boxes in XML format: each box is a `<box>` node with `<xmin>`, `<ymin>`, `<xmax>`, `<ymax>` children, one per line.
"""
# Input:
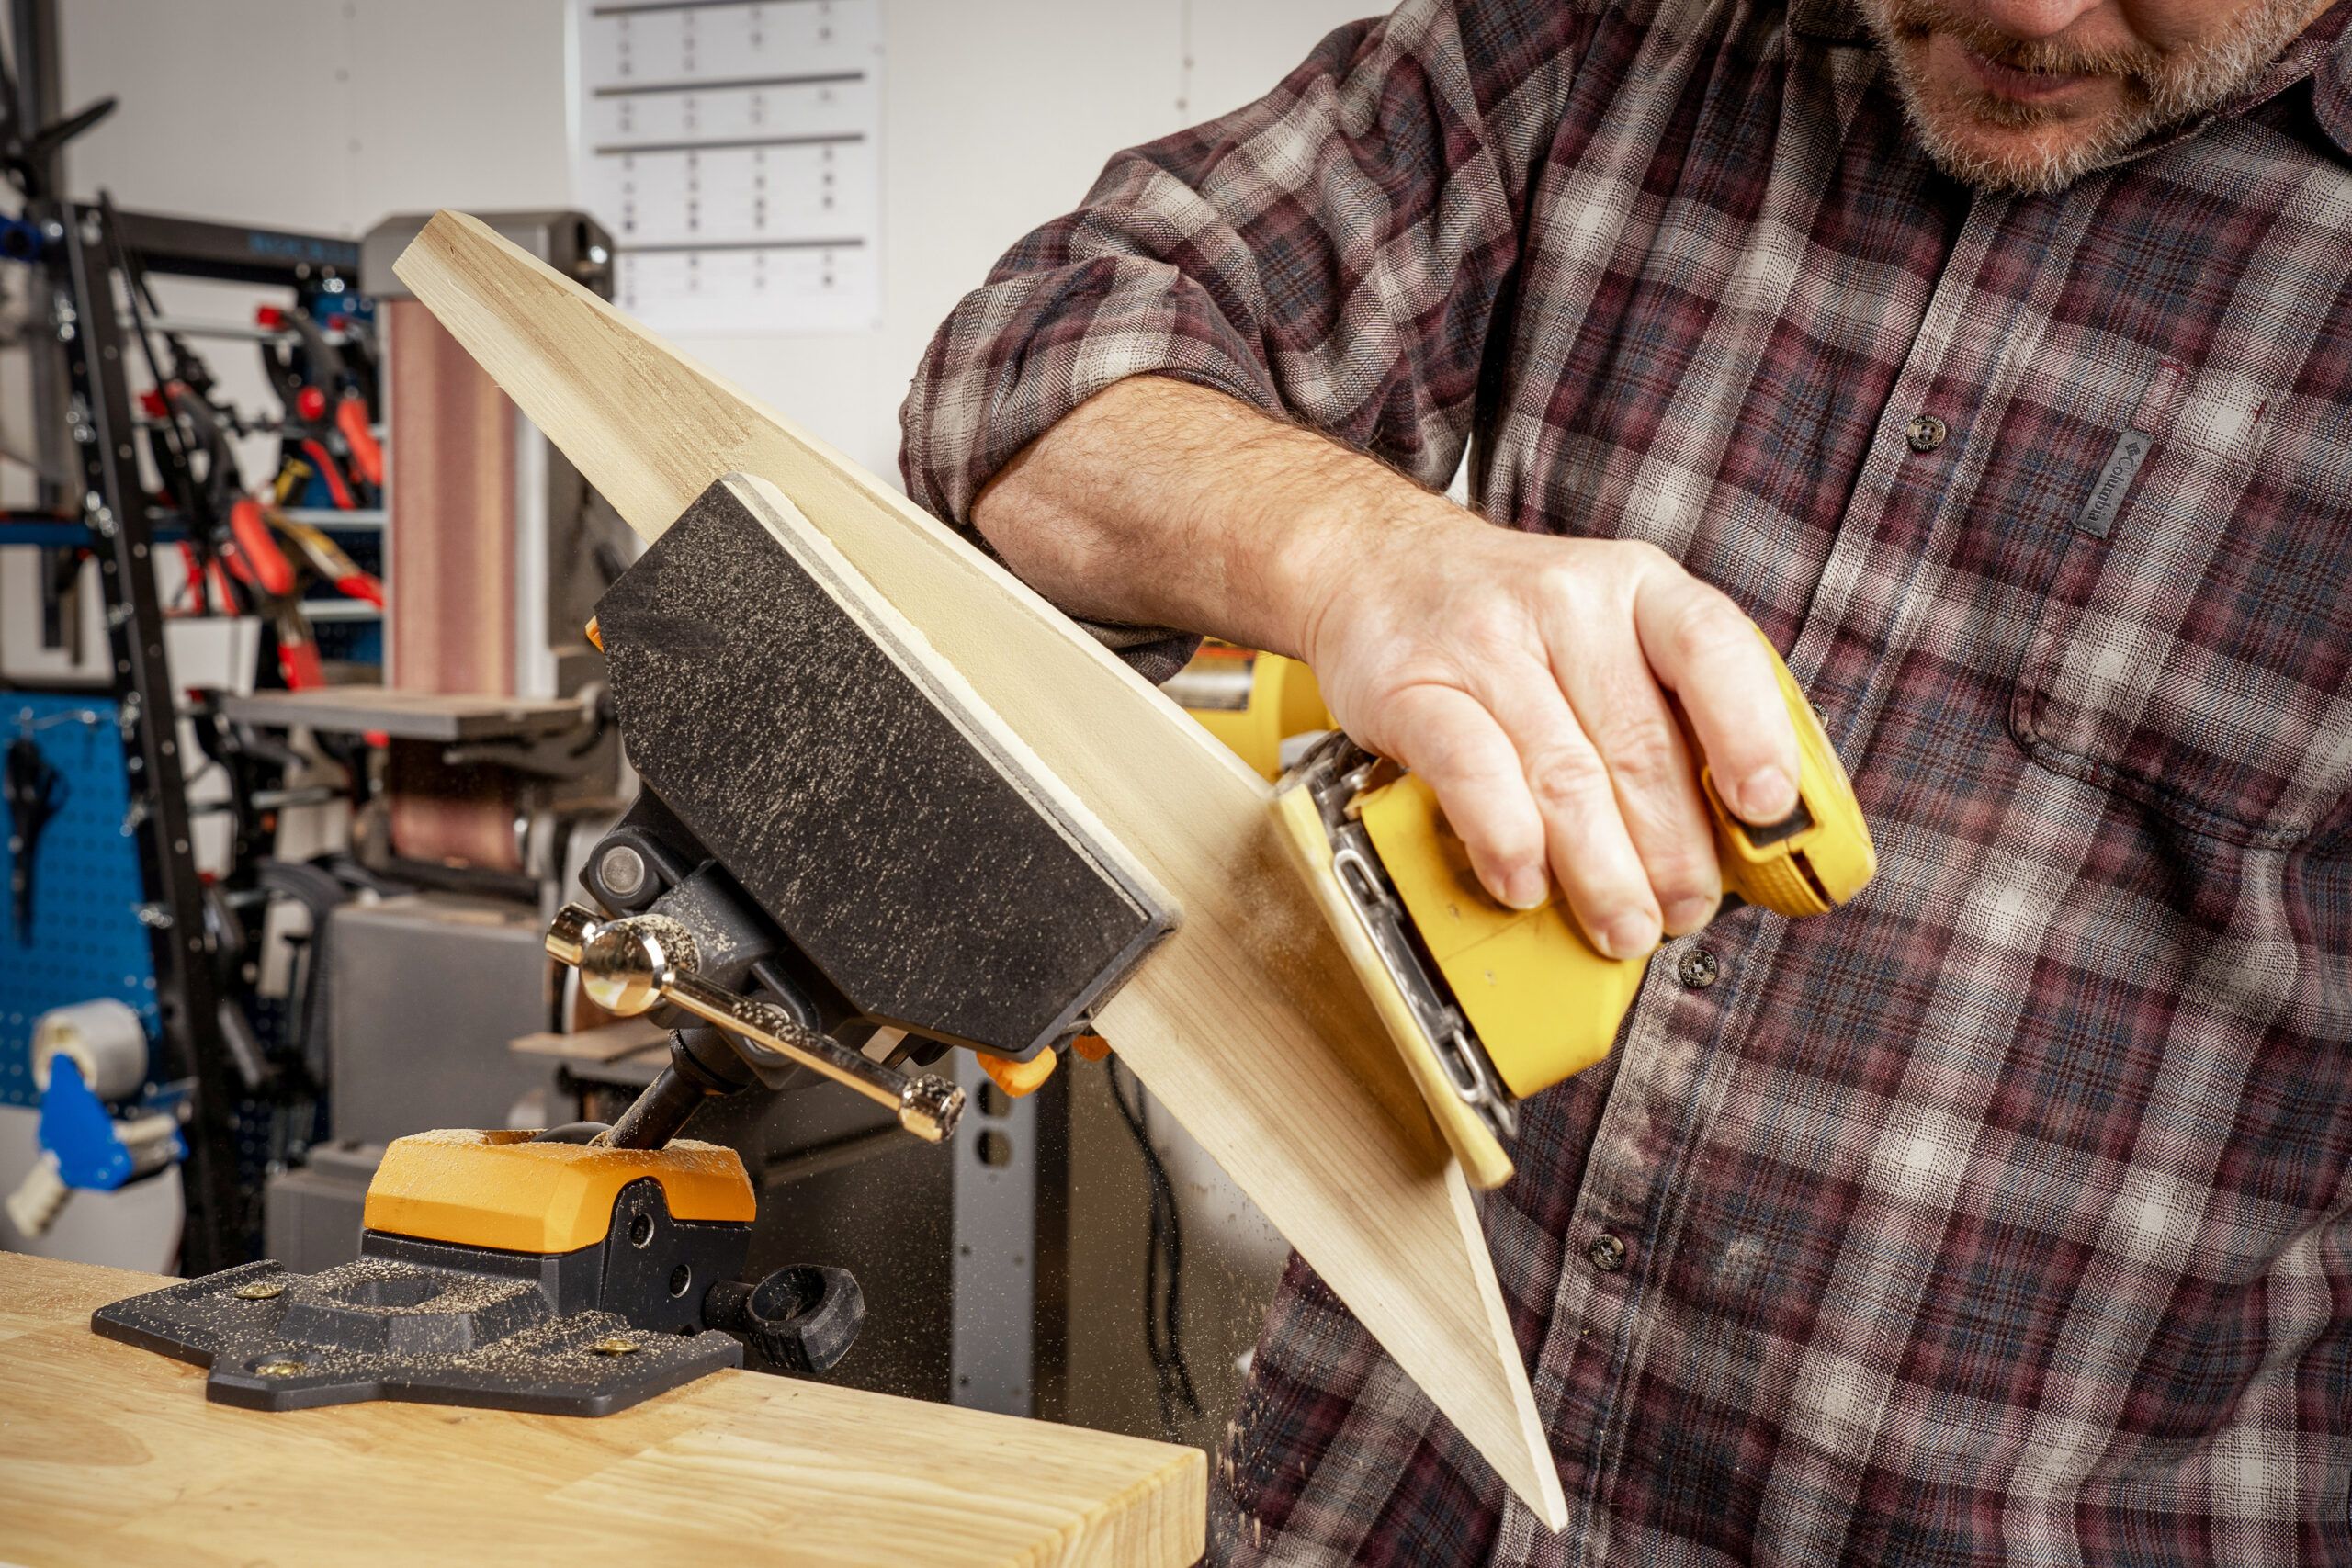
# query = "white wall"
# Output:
<box><xmin>57</xmin><ymin>0</ymin><xmax>1375</xmax><ymax>481</ymax></box>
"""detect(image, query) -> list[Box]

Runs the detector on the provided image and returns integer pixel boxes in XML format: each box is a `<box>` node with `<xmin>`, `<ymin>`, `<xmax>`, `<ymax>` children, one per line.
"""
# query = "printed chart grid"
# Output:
<box><xmin>572</xmin><ymin>0</ymin><xmax>882</xmax><ymax>333</ymax></box>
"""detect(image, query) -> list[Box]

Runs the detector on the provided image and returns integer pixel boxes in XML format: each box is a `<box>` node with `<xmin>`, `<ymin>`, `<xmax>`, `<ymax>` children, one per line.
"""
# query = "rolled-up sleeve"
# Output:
<box><xmin>899</xmin><ymin>0</ymin><xmax>1585</xmax><ymax>669</ymax></box>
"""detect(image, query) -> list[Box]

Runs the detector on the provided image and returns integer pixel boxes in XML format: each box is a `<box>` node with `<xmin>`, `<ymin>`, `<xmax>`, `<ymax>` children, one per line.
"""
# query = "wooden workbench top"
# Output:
<box><xmin>0</xmin><ymin>1252</ymin><xmax>1204</xmax><ymax>1567</ymax></box>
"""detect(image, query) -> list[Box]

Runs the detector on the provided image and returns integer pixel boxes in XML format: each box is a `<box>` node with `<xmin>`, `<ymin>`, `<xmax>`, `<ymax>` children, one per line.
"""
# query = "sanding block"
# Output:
<box><xmin>1273</xmin><ymin>628</ymin><xmax>1876</xmax><ymax>1189</ymax></box>
<box><xmin>591</xmin><ymin>474</ymin><xmax>1179</xmax><ymax>1072</ymax></box>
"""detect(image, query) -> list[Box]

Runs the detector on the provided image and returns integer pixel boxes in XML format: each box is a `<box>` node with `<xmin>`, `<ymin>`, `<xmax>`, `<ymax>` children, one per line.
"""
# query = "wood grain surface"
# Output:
<box><xmin>392</xmin><ymin>210</ymin><xmax>1565</xmax><ymax>1527</ymax></box>
<box><xmin>0</xmin><ymin>1253</ymin><xmax>1204</xmax><ymax>1567</ymax></box>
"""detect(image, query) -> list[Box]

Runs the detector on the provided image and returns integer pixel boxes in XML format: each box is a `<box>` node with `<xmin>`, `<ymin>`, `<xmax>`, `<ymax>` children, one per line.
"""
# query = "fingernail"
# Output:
<box><xmin>1503</xmin><ymin>866</ymin><xmax>1549</xmax><ymax>910</ymax></box>
<box><xmin>1664</xmin><ymin>895</ymin><xmax>1717</xmax><ymax>934</ymax></box>
<box><xmin>1738</xmin><ymin>766</ymin><xmax>1798</xmax><ymax>822</ymax></box>
<box><xmin>1601</xmin><ymin>912</ymin><xmax>1661</xmax><ymax>961</ymax></box>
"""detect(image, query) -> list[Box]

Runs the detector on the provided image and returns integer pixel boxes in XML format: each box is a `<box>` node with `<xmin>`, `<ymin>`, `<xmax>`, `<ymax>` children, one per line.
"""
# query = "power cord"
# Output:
<box><xmin>4</xmin><ymin>734</ymin><xmax>66</xmax><ymax>944</ymax></box>
<box><xmin>1105</xmin><ymin>1055</ymin><xmax>1203</xmax><ymax>1436</ymax></box>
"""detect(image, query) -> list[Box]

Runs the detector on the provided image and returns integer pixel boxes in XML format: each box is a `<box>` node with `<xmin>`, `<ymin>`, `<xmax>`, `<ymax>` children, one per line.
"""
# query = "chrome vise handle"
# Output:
<box><xmin>546</xmin><ymin>904</ymin><xmax>964</xmax><ymax>1143</ymax></box>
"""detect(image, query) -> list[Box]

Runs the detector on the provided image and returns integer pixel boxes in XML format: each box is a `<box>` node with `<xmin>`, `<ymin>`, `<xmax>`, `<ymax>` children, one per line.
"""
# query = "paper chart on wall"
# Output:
<box><xmin>570</xmin><ymin>0</ymin><xmax>882</xmax><ymax>334</ymax></box>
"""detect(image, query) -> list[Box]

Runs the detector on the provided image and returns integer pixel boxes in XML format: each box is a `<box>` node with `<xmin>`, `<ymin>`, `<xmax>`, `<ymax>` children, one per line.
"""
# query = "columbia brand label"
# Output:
<box><xmin>2076</xmin><ymin>427</ymin><xmax>2153</xmax><ymax>537</ymax></box>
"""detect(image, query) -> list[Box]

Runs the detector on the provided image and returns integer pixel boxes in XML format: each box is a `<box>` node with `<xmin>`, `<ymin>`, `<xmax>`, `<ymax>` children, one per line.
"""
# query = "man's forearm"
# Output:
<box><xmin>967</xmin><ymin>369</ymin><xmax>1798</xmax><ymax>957</ymax></box>
<box><xmin>970</xmin><ymin>375</ymin><xmax>1461</xmax><ymax>656</ymax></box>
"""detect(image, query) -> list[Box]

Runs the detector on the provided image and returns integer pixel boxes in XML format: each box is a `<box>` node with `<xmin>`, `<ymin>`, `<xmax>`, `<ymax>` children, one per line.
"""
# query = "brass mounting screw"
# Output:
<box><xmin>232</xmin><ymin>1280</ymin><xmax>285</xmax><ymax>1301</ymax></box>
<box><xmin>592</xmin><ymin>1337</ymin><xmax>639</xmax><ymax>1356</ymax></box>
<box><xmin>254</xmin><ymin>1359</ymin><xmax>307</xmax><ymax>1377</ymax></box>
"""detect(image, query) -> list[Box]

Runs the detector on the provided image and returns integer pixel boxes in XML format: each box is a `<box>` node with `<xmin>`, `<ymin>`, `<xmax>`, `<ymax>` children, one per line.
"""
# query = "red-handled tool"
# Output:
<box><xmin>335</xmin><ymin>395</ymin><xmax>383</xmax><ymax>489</ymax></box>
<box><xmin>225</xmin><ymin>497</ymin><xmax>296</xmax><ymax>599</ymax></box>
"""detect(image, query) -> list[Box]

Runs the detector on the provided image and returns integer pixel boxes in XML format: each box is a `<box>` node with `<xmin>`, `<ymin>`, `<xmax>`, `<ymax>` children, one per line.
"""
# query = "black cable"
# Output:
<box><xmin>1105</xmin><ymin>1055</ymin><xmax>1202</xmax><ymax>1435</ymax></box>
<box><xmin>563</xmin><ymin>702</ymin><xmax>612</xmax><ymax>760</ymax></box>
<box><xmin>254</xmin><ymin>857</ymin><xmax>355</xmax><ymax>1090</ymax></box>
<box><xmin>1106</xmin><ymin>1058</ymin><xmax>1179</xmax><ymax>1427</ymax></box>
<box><xmin>97</xmin><ymin>193</ymin><xmax>209</xmax><ymax>533</ymax></box>
<box><xmin>4</xmin><ymin>734</ymin><xmax>66</xmax><ymax>943</ymax></box>
<box><xmin>97</xmin><ymin>191</ymin><xmax>250</xmax><ymax>612</ymax></box>
<box><xmin>316</xmin><ymin>850</ymin><xmax>415</xmax><ymax>900</ymax></box>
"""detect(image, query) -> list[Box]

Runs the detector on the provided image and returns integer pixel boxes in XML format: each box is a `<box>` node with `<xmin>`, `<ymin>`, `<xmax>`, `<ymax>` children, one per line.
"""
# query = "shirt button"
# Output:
<box><xmin>1589</xmin><ymin>1233</ymin><xmax>1627</xmax><ymax>1272</ymax></box>
<box><xmin>1905</xmin><ymin>413</ymin><xmax>1949</xmax><ymax>452</ymax></box>
<box><xmin>1677</xmin><ymin>946</ymin><xmax>1721</xmax><ymax>989</ymax></box>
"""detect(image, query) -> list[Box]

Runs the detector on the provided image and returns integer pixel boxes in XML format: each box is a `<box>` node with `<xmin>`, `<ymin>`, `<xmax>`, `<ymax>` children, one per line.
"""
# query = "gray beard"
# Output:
<box><xmin>1858</xmin><ymin>0</ymin><xmax>2324</xmax><ymax>195</ymax></box>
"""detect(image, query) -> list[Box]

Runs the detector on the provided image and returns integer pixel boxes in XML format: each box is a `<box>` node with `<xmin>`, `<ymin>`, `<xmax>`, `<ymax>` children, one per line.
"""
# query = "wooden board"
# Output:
<box><xmin>0</xmin><ymin>1253</ymin><xmax>1203</xmax><ymax>1568</ymax></box>
<box><xmin>1271</xmin><ymin>783</ymin><xmax>1521</xmax><ymax>1191</ymax></box>
<box><xmin>394</xmin><ymin>211</ymin><xmax>1565</xmax><ymax>1528</ymax></box>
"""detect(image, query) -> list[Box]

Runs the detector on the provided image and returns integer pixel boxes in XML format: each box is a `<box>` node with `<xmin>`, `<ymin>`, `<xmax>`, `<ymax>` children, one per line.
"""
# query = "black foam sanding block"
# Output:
<box><xmin>593</xmin><ymin>474</ymin><xmax>1176</xmax><ymax>1061</ymax></box>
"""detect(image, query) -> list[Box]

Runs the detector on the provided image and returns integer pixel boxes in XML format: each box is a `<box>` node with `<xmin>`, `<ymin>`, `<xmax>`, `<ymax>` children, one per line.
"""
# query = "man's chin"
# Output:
<box><xmin>1892</xmin><ymin>62</ymin><xmax>2145</xmax><ymax>195</ymax></box>
<box><xmin>1866</xmin><ymin>14</ymin><xmax>2156</xmax><ymax>194</ymax></box>
<box><xmin>1911</xmin><ymin>105</ymin><xmax>2119</xmax><ymax>194</ymax></box>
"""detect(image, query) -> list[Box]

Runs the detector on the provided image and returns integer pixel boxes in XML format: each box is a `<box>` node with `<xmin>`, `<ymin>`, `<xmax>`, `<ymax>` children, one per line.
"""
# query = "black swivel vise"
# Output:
<box><xmin>544</xmin><ymin>475</ymin><xmax>1177</xmax><ymax>1152</ymax></box>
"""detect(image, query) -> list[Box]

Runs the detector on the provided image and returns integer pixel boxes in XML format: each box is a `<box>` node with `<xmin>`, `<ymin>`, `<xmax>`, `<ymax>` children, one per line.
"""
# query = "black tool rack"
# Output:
<box><xmin>3</xmin><ymin>203</ymin><xmax>364</xmax><ymax>1273</ymax></box>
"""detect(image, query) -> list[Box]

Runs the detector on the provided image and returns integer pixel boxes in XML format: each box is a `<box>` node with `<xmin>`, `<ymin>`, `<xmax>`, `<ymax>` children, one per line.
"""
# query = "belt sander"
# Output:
<box><xmin>94</xmin><ymin>475</ymin><xmax>1175</xmax><ymax>1413</ymax></box>
<box><xmin>1267</xmin><ymin>630</ymin><xmax>1875</xmax><ymax>1190</ymax></box>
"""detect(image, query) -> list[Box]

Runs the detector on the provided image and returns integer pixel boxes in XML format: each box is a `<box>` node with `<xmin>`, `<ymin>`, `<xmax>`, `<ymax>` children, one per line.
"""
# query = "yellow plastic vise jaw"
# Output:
<box><xmin>361</xmin><ymin>1128</ymin><xmax>755</xmax><ymax>1256</ymax></box>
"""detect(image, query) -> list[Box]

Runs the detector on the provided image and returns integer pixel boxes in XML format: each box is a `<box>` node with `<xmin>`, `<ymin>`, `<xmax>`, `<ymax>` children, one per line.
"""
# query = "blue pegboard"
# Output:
<box><xmin>0</xmin><ymin>694</ymin><xmax>160</xmax><ymax>1108</ymax></box>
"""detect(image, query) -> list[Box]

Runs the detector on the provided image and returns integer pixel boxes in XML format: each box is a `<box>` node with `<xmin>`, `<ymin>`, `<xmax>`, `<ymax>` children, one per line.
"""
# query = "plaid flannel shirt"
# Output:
<box><xmin>900</xmin><ymin>1</ymin><xmax>2352</xmax><ymax>1562</ymax></box>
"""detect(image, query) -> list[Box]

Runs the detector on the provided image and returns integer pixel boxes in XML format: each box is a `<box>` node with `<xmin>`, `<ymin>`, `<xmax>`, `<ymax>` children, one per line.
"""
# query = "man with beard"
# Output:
<box><xmin>902</xmin><ymin>0</ymin><xmax>2352</xmax><ymax>1562</ymax></box>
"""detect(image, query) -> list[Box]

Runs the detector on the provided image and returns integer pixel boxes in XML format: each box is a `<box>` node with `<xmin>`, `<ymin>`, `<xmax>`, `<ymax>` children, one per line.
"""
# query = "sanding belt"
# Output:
<box><xmin>382</xmin><ymin>298</ymin><xmax>526</xmax><ymax>871</ymax></box>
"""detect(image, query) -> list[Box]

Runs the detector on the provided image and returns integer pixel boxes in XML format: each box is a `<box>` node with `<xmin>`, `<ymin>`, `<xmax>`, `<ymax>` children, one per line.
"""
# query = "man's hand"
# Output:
<box><xmin>971</xmin><ymin>376</ymin><xmax>1800</xmax><ymax>958</ymax></box>
<box><xmin>1293</xmin><ymin>510</ymin><xmax>1799</xmax><ymax>958</ymax></box>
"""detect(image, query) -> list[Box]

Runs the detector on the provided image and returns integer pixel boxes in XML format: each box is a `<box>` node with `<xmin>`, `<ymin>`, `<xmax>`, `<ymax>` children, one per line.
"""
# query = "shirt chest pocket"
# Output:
<box><xmin>2008</xmin><ymin>359</ymin><xmax>2352</xmax><ymax>849</ymax></box>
